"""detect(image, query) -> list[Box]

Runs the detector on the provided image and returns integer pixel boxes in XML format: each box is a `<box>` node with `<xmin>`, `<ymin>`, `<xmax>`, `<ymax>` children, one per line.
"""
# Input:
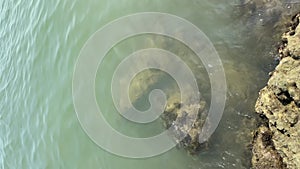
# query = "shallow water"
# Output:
<box><xmin>0</xmin><ymin>0</ymin><xmax>288</xmax><ymax>168</ymax></box>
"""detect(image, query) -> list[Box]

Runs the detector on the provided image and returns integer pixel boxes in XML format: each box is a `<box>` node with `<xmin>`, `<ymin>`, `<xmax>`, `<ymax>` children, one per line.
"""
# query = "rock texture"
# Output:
<box><xmin>252</xmin><ymin>126</ymin><xmax>286</xmax><ymax>169</ymax></box>
<box><xmin>252</xmin><ymin>13</ymin><xmax>300</xmax><ymax>169</ymax></box>
<box><xmin>162</xmin><ymin>100</ymin><xmax>208</xmax><ymax>154</ymax></box>
<box><xmin>280</xmin><ymin>13</ymin><xmax>300</xmax><ymax>59</ymax></box>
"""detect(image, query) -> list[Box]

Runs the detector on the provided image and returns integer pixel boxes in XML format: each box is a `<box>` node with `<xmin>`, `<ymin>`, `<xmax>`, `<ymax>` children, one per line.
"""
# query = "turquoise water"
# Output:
<box><xmin>1</xmin><ymin>0</ymin><xmax>280</xmax><ymax>168</ymax></box>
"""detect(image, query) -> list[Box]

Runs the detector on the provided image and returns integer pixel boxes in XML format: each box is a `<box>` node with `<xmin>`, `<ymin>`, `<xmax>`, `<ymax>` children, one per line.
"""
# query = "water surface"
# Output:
<box><xmin>1</xmin><ymin>0</ymin><xmax>281</xmax><ymax>168</ymax></box>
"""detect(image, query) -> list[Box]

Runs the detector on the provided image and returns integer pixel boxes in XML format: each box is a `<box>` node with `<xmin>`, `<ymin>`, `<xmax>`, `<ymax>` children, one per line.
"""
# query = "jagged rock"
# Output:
<box><xmin>280</xmin><ymin>13</ymin><xmax>300</xmax><ymax>59</ymax></box>
<box><xmin>252</xmin><ymin>126</ymin><xmax>286</xmax><ymax>169</ymax></box>
<box><xmin>252</xmin><ymin>13</ymin><xmax>300</xmax><ymax>169</ymax></box>
<box><xmin>254</xmin><ymin>56</ymin><xmax>300</xmax><ymax>168</ymax></box>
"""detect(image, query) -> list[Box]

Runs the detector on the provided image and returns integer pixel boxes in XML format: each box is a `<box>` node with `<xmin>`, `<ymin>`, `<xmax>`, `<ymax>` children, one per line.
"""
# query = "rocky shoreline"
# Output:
<box><xmin>251</xmin><ymin>13</ymin><xmax>300</xmax><ymax>169</ymax></box>
<box><xmin>123</xmin><ymin>2</ymin><xmax>300</xmax><ymax>165</ymax></box>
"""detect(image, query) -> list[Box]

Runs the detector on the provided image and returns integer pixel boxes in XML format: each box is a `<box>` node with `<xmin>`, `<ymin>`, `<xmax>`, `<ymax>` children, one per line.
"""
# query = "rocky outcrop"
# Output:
<box><xmin>252</xmin><ymin>13</ymin><xmax>300</xmax><ymax>169</ymax></box>
<box><xmin>280</xmin><ymin>13</ymin><xmax>300</xmax><ymax>59</ymax></box>
<box><xmin>252</xmin><ymin>126</ymin><xmax>286</xmax><ymax>169</ymax></box>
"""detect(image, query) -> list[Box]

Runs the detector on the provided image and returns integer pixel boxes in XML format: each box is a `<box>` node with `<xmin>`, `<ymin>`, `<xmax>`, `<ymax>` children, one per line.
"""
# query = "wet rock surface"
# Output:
<box><xmin>252</xmin><ymin>13</ymin><xmax>300</xmax><ymax>169</ymax></box>
<box><xmin>161</xmin><ymin>100</ymin><xmax>208</xmax><ymax>154</ymax></box>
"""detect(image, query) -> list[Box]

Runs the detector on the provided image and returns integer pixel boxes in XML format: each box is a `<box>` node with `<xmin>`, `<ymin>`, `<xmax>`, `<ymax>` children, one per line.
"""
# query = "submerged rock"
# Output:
<box><xmin>252</xmin><ymin>13</ymin><xmax>300</xmax><ymax>169</ymax></box>
<box><xmin>128</xmin><ymin>68</ymin><xmax>209</xmax><ymax>154</ymax></box>
<box><xmin>238</xmin><ymin>0</ymin><xmax>300</xmax><ymax>27</ymax></box>
<box><xmin>162</xmin><ymin>99</ymin><xmax>208</xmax><ymax>154</ymax></box>
<box><xmin>121</xmin><ymin>34</ymin><xmax>213</xmax><ymax>154</ymax></box>
<box><xmin>236</xmin><ymin>0</ymin><xmax>300</xmax><ymax>42</ymax></box>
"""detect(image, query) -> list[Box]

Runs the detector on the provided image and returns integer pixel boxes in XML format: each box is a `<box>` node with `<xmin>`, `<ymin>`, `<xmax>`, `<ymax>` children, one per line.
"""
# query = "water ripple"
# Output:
<box><xmin>0</xmin><ymin>0</ymin><xmax>281</xmax><ymax>168</ymax></box>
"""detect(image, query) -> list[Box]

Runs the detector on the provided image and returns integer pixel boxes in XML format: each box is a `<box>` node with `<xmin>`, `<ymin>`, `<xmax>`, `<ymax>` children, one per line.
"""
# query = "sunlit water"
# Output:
<box><xmin>0</xmin><ymin>0</ymin><xmax>287</xmax><ymax>168</ymax></box>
